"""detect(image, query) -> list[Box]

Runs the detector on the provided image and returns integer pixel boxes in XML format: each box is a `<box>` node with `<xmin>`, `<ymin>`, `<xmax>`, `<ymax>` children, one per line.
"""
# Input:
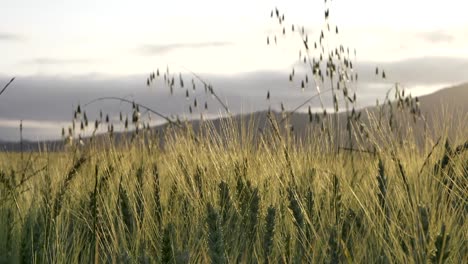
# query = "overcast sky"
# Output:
<box><xmin>1</xmin><ymin>0</ymin><xmax>467</xmax><ymax>141</ymax></box>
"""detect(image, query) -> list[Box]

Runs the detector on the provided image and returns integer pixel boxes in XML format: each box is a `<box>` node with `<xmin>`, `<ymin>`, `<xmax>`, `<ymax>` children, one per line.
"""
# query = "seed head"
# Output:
<box><xmin>179</xmin><ymin>73</ymin><xmax>184</xmax><ymax>87</ymax></box>
<box><xmin>132</xmin><ymin>110</ymin><xmax>140</xmax><ymax>123</ymax></box>
<box><xmin>308</xmin><ymin>106</ymin><xmax>313</xmax><ymax>122</ymax></box>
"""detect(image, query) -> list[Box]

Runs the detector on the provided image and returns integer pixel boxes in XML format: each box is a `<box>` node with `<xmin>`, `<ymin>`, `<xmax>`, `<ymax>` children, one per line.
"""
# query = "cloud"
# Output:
<box><xmin>417</xmin><ymin>30</ymin><xmax>455</xmax><ymax>43</ymax></box>
<box><xmin>138</xmin><ymin>41</ymin><xmax>233</xmax><ymax>55</ymax></box>
<box><xmin>30</xmin><ymin>58</ymin><xmax>96</xmax><ymax>65</ymax></box>
<box><xmin>0</xmin><ymin>33</ymin><xmax>23</xmax><ymax>41</ymax></box>
<box><xmin>357</xmin><ymin>56</ymin><xmax>468</xmax><ymax>85</ymax></box>
<box><xmin>0</xmin><ymin>118</ymin><xmax>63</xmax><ymax>129</ymax></box>
<box><xmin>0</xmin><ymin>55</ymin><xmax>467</xmax><ymax>141</ymax></box>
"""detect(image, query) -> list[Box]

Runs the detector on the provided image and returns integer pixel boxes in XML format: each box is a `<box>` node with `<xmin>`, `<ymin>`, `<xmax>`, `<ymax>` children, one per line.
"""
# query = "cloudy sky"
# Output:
<box><xmin>1</xmin><ymin>0</ymin><xmax>467</xmax><ymax>141</ymax></box>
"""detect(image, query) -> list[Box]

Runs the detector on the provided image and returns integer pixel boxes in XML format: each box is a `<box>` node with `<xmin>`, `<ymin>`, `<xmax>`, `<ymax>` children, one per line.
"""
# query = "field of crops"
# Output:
<box><xmin>0</xmin><ymin>111</ymin><xmax>466</xmax><ymax>263</ymax></box>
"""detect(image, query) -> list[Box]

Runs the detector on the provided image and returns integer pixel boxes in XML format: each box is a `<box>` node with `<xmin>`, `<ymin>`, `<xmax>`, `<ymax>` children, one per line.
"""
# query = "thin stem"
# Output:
<box><xmin>279</xmin><ymin>87</ymin><xmax>332</xmax><ymax>125</ymax></box>
<box><xmin>83</xmin><ymin>96</ymin><xmax>180</xmax><ymax>126</ymax></box>
<box><xmin>0</xmin><ymin>77</ymin><xmax>15</xmax><ymax>97</ymax></box>
<box><xmin>181</xmin><ymin>66</ymin><xmax>230</xmax><ymax>113</ymax></box>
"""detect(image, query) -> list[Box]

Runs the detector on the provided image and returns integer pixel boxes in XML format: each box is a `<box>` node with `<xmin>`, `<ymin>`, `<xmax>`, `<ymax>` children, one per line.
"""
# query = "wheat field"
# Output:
<box><xmin>0</xmin><ymin>109</ymin><xmax>466</xmax><ymax>263</ymax></box>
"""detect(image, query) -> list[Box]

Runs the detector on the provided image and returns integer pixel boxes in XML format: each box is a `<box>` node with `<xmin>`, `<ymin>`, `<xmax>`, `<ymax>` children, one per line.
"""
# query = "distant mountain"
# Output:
<box><xmin>1</xmin><ymin>83</ymin><xmax>467</xmax><ymax>152</ymax></box>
